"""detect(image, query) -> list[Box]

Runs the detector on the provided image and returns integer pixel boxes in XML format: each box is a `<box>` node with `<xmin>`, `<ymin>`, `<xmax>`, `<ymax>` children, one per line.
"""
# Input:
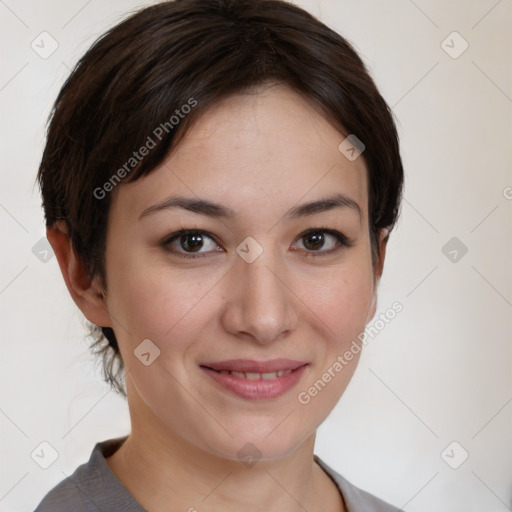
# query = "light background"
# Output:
<box><xmin>0</xmin><ymin>0</ymin><xmax>511</xmax><ymax>511</ymax></box>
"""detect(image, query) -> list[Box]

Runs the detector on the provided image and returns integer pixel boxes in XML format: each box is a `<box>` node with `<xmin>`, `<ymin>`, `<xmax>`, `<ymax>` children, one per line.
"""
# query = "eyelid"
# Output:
<box><xmin>161</xmin><ymin>228</ymin><xmax>218</xmax><ymax>246</ymax></box>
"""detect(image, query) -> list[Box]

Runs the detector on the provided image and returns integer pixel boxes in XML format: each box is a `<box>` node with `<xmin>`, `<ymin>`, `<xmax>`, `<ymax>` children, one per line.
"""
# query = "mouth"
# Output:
<box><xmin>199</xmin><ymin>359</ymin><xmax>308</xmax><ymax>400</ymax></box>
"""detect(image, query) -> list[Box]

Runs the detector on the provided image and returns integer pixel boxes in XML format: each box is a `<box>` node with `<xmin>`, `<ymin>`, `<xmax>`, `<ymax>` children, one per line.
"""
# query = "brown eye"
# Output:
<box><xmin>302</xmin><ymin>231</ymin><xmax>327</xmax><ymax>251</ymax></box>
<box><xmin>179</xmin><ymin>233</ymin><xmax>206</xmax><ymax>252</ymax></box>
<box><xmin>162</xmin><ymin>230</ymin><xmax>222</xmax><ymax>258</ymax></box>
<box><xmin>293</xmin><ymin>228</ymin><xmax>353</xmax><ymax>257</ymax></box>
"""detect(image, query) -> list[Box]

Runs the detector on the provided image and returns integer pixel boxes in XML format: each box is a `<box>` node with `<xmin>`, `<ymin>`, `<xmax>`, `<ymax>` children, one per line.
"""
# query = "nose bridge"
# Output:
<box><xmin>223</xmin><ymin>244</ymin><xmax>298</xmax><ymax>344</ymax></box>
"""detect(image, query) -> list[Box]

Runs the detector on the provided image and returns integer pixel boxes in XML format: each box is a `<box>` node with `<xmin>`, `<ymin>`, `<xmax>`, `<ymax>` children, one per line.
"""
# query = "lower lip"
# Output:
<box><xmin>200</xmin><ymin>365</ymin><xmax>308</xmax><ymax>400</ymax></box>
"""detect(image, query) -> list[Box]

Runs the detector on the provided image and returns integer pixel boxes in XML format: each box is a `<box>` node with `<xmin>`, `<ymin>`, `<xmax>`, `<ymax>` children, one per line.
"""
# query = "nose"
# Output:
<box><xmin>220</xmin><ymin>249</ymin><xmax>299</xmax><ymax>345</ymax></box>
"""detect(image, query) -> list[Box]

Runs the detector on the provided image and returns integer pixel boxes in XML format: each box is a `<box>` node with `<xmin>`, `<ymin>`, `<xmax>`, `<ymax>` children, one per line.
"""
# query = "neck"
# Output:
<box><xmin>106</xmin><ymin>388</ymin><xmax>345</xmax><ymax>512</ymax></box>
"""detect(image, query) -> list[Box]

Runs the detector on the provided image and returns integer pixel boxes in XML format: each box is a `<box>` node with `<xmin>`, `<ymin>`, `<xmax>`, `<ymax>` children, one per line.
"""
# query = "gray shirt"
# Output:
<box><xmin>34</xmin><ymin>437</ymin><xmax>402</xmax><ymax>512</ymax></box>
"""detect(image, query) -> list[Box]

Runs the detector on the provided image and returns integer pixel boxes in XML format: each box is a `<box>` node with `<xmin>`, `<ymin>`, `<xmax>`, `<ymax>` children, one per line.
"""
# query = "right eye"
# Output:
<box><xmin>161</xmin><ymin>229</ymin><xmax>223</xmax><ymax>259</ymax></box>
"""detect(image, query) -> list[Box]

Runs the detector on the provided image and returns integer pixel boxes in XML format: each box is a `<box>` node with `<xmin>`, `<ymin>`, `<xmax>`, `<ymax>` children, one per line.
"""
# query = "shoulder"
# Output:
<box><xmin>314</xmin><ymin>455</ymin><xmax>403</xmax><ymax>512</ymax></box>
<box><xmin>33</xmin><ymin>463</ymin><xmax>97</xmax><ymax>512</ymax></box>
<box><xmin>33</xmin><ymin>437</ymin><xmax>134</xmax><ymax>512</ymax></box>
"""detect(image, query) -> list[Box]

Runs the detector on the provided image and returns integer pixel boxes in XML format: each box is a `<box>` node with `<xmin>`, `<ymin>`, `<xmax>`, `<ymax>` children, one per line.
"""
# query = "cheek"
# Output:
<box><xmin>294</xmin><ymin>263</ymin><xmax>374</xmax><ymax>417</ymax></box>
<box><xmin>106</xmin><ymin>253</ymin><xmax>219</xmax><ymax>351</ymax></box>
<box><xmin>299</xmin><ymin>261</ymin><xmax>375</xmax><ymax>343</ymax></box>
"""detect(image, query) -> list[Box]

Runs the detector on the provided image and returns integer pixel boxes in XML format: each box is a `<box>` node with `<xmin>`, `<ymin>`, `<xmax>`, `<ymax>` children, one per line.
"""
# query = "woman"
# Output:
<box><xmin>35</xmin><ymin>0</ymin><xmax>404</xmax><ymax>510</ymax></box>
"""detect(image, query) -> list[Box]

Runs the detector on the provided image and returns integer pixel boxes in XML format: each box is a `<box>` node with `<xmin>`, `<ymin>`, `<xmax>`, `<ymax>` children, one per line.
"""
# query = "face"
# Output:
<box><xmin>102</xmin><ymin>84</ymin><xmax>382</xmax><ymax>461</ymax></box>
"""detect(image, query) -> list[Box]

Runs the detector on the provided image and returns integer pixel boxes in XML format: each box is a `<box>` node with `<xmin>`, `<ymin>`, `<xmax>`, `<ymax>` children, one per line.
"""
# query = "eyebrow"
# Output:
<box><xmin>138</xmin><ymin>192</ymin><xmax>362</xmax><ymax>221</ymax></box>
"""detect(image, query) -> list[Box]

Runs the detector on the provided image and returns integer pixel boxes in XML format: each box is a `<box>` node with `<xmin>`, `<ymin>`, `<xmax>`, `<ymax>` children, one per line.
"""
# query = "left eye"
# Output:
<box><xmin>292</xmin><ymin>229</ymin><xmax>350</xmax><ymax>255</ymax></box>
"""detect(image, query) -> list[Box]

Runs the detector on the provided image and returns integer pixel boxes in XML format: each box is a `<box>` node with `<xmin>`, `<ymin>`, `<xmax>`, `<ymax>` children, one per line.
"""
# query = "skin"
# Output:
<box><xmin>48</xmin><ymin>83</ymin><xmax>387</xmax><ymax>512</ymax></box>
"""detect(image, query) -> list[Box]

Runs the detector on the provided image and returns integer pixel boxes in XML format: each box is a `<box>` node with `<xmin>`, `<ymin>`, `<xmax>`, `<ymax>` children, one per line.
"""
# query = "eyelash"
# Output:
<box><xmin>160</xmin><ymin>227</ymin><xmax>354</xmax><ymax>260</ymax></box>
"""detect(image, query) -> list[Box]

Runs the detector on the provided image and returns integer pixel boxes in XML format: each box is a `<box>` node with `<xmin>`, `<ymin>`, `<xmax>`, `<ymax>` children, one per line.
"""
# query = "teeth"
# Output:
<box><xmin>215</xmin><ymin>369</ymin><xmax>294</xmax><ymax>379</ymax></box>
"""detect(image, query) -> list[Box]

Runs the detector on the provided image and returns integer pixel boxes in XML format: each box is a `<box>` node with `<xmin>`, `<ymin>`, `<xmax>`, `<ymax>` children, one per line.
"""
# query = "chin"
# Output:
<box><xmin>196</xmin><ymin>418</ymin><xmax>314</xmax><ymax>464</ymax></box>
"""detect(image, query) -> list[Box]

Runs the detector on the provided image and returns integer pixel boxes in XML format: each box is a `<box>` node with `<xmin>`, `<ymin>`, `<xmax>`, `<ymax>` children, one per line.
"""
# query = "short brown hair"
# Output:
<box><xmin>37</xmin><ymin>0</ymin><xmax>404</xmax><ymax>395</ymax></box>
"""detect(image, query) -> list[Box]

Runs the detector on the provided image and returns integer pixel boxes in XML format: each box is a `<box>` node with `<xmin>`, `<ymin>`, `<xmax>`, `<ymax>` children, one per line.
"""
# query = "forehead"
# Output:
<box><xmin>112</xmin><ymin>84</ymin><xmax>368</xmax><ymax>226</ymax></box>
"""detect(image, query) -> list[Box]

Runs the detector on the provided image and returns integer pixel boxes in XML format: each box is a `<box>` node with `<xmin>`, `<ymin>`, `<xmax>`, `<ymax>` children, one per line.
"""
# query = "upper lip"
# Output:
<box><xmin>200</xmin><ymin>359</ymin><xmax>308</xmax><ymax>373</ymax></box>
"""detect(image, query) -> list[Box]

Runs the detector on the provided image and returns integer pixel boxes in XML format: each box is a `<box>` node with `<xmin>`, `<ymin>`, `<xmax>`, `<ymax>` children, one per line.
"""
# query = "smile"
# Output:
<box><xmin>199</xmin><ymin>359</ymin><xmax>308</xmax><ymax>400</ymax></box>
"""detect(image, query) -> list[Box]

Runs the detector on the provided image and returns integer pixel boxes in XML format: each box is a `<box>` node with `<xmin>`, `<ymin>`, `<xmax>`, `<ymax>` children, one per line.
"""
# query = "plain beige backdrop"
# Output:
<box><xmin>0</xmin><ymin>1</ymin><xmax>511</xmax><ymax>511</ymax></box>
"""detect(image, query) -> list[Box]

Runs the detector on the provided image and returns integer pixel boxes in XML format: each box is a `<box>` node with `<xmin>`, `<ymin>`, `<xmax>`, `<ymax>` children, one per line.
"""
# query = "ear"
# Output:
<box><xmin>365</xmin><ymin>228</ymin><xmax>389</xmax><ymax>323</ymax></box>
<box><xmin>46</xmin><ymin>221</ymin><xmax>112</xmax><ymax>328</ymax></box>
